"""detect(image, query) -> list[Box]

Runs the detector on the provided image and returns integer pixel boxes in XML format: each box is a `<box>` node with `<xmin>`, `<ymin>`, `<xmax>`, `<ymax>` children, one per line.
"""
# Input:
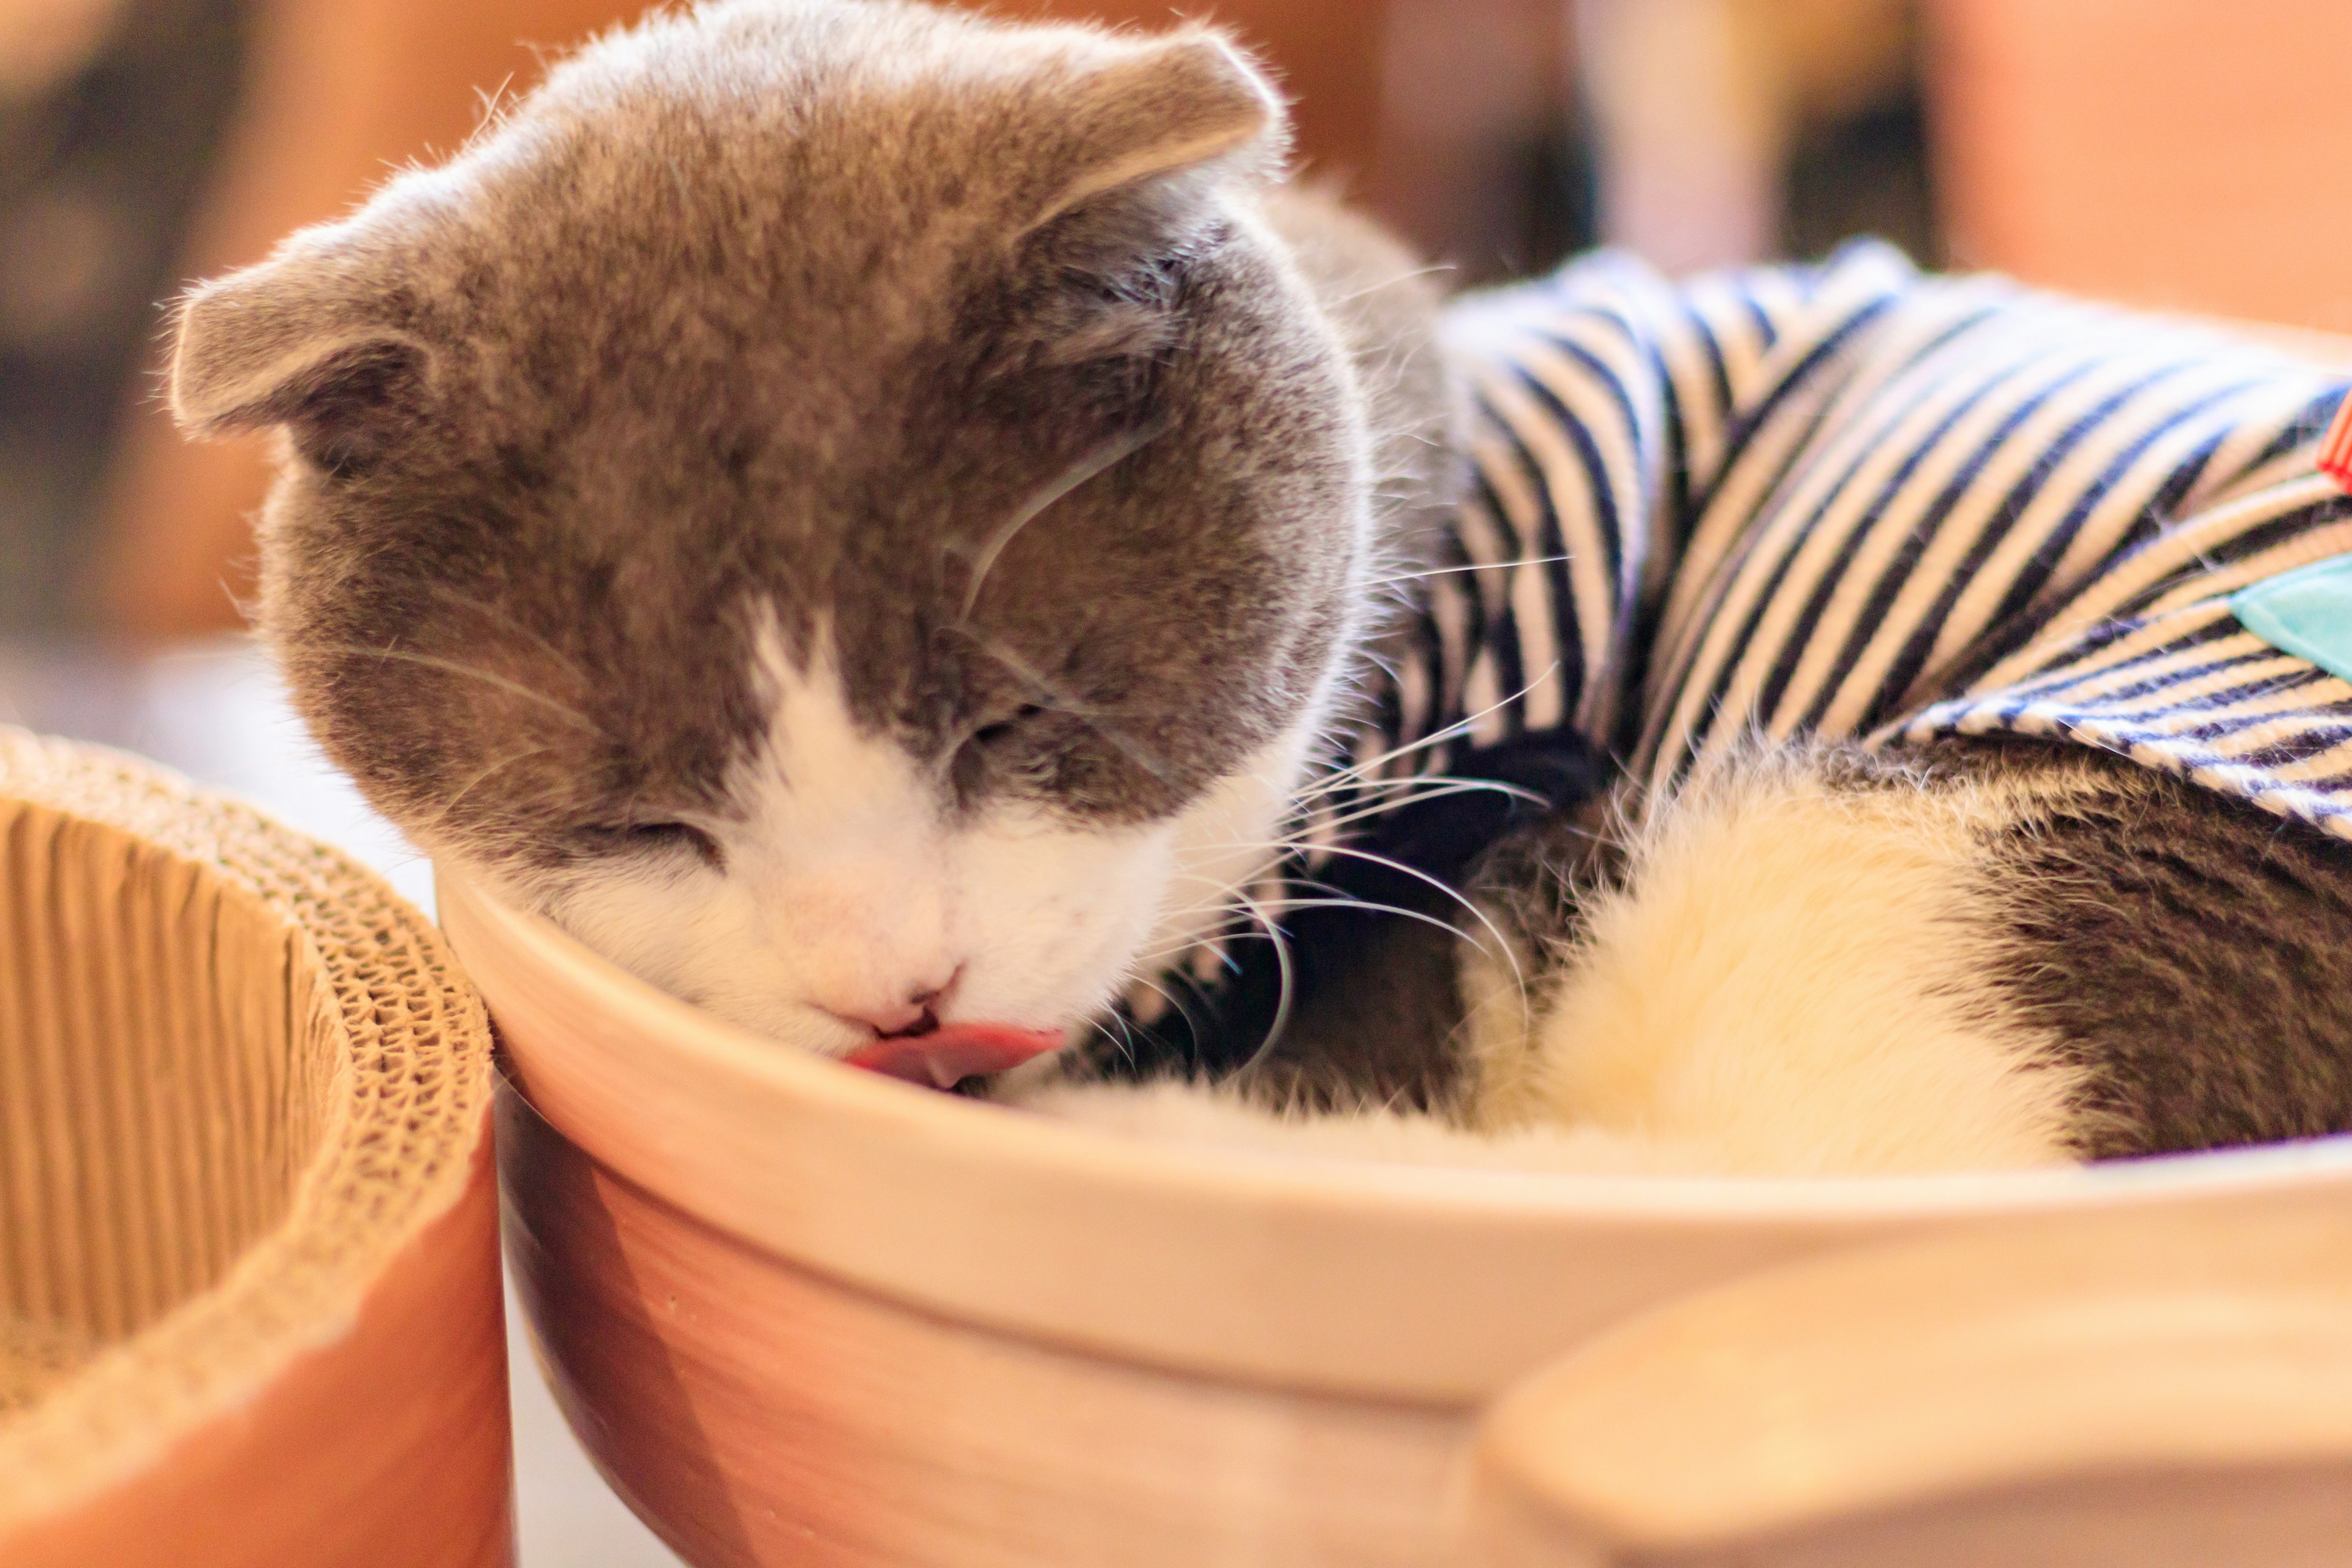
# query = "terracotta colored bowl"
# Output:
<box><xmin>442</xmin><ymin>867</ymin><xmax>2352</xmax><ymax>1567</ymax></box>
<box><xmin>0</xmin><ymin>731</ymin><xmax>510</xmax><ymax>1568</ymax></box>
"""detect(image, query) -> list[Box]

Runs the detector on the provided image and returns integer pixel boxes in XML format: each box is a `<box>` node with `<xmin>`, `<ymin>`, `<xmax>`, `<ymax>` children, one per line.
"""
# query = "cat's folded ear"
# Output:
<box><xmin>168</xmin><ymin>238</ymin><xmax>432</xmax><ymax>472</ymax></box>
<box><xmin>1018</xmin><ymin>27</ymin><xmax>1288</xmax><ymax>262</ymax></box>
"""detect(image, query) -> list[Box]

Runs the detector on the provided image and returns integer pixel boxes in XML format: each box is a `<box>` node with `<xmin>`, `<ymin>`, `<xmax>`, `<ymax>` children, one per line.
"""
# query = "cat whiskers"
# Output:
<box><xmin>311</xmin><ymin>643</ymin><xmax>604</xmax><ymax>735</ymax></box>
<box><xmin>1118</xmin><ymin>969</ymin><xmax>1178</xmax><ymax>1015</ymax></box>
<box><xmin>1306</xmin><ymin>777</ymin><xmax>1548</xmax><ymax>837</ymax></box>
<box><xmin>1136</xmin><ymin>769</ymin><xmax>1553</xmax><ymax>973</ymax></box>
<box><xmin>425</xmin><ymin>583</ymin><xmax>593</xmax><ymax>684</ymax></box>
<box><xmin>1126</xmin><ymin>859</ymin><xmax>1373</xmax><ymax>973</ymax></box>
<box><xmin>1292</xmin><ymin>663</ymin><xmax>1566</xmax><ymax>808</ymax></box>
<box><xmin>1227</xmin><ymin>882</ymin><xmax>1295</xmax><ymax>1077</ymax></box>
<box><xmin>408</xmin><ymin>742</ymin><xmax>561</xmax><ymax>836</ymax></box>
<box><xmin>1135</xmin><ymin>843</ymin><xmax>1538</xmax><ymax>1076</ymax></box>
<box><xmin>1119</xmin><ymin>970</ymin><xmax>1207</xmax><ymax>1050</ymax></box>
<box><xmin>940</xmin><ymin>625</ymin><xmax>1180</xmax><ymax>785</ymax></box>
<box><xmin>1359</xmin><ymin>552</ymin><xmax>1572</xmax><ymax>591</ymax></box>
<box><xmin>955</xmin><ymin>414</ymin><xmax>1173</xmax><ymax>622</ymax></box>
<box><xmin>1245</xmin><ymin>895</ymin><xmax>1470</xmax><ymax>942</ymax></box>
<box><xmin>1185</xmin><ymin>834</ymin><xmax>1532</xmax><ymax>1039</ymax></box>
<box><xmin>1085</xmin><ymin>1015</ymin><xmax>1139</xmax><ymax>1073</ymax></box>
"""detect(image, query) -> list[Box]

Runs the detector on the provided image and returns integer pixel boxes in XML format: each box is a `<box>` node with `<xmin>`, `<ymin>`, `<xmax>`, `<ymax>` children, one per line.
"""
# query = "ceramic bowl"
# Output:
<box><xmin>1464</xmin><ymin>1202</ymin><xmax>2352</xmax><ymax>1567</ymax></box>
<box><xmin>0</xmin><ymin>731</ymin><xmax>510</xmax><ymax>1568</ymax></box>
<box><xmin>442</xmin><ymin>866</ymin><xmax>2352</xmax><ymax>1568</ymax></box>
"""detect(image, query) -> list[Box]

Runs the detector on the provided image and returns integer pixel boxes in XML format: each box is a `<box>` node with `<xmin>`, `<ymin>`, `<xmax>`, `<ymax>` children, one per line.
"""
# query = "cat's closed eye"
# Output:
<box><xmin>968</xmin><ymin>703</ymin><xmax>1049</xmax><ymax>750</ymax></box>
<box><xmin>951</xmin><ymin>703</ymin><xmax>1057</xmax><ymax>799</ymax></box>
<box><xmin>581</xmin><ymin>821</ymin><xmax>725</xmax><ymax>871</ymax></box>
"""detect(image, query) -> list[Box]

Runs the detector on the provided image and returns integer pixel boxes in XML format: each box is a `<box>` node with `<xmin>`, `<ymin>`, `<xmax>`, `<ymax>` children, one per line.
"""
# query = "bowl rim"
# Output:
<box><xmin>445</xmin><ymin>865</ymin><xmax>2352</xmax><ymax>1221</ymax></box>
<box><xmin>448</xmin><ymin>867</ymin><xmax>2352</xmax><ymax>1400</ymax></box>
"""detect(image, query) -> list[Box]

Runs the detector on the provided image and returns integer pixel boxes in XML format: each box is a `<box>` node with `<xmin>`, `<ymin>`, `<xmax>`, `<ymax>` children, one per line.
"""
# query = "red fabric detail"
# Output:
<box><xmin>2319</xmin><ymin>391</ymin><xmax>2352</xmax><ymax>492</ymax></box>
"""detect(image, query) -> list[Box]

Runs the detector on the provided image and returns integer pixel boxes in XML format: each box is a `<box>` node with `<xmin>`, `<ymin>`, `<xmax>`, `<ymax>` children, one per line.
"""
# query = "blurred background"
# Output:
<box><xmin>4</xmin><ymin>2</ymin><xmax>2352</xmax><ymax>1564</ymax></box>
<box><xmin>5</xmin><ymin>0</ymin><xmax>2352</xmax><ymax>640</ymax></box>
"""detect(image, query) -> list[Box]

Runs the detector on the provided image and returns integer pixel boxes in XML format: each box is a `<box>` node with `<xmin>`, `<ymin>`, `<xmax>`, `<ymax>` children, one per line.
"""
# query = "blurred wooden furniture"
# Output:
<box><xmin>0</xmin><ymin>0</ymin><xmax>133</xmax><ymax>96</ymax></box>
<box><xmin>93</xmin><ymin>0</ymin><xmax>651</xmax><ymax>636</ymax></box>
<box><xmin>1467</xmin><ymin>1203</ymin><xmax>2352</xmax><ymax>1566</ymax></box>
<box><xmin>1927</xmin><ymin>0</ymin><xmax>2352</xmax><ymax>332</ymax></box>
<box><xmin>1576</xmin><ymin>0</ymin><xmax>1912</xmax><ymax>270</ymax></box>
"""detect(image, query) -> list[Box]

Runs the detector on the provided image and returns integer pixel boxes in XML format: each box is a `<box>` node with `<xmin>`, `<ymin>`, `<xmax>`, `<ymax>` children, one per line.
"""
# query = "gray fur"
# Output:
<box><xmin>1961</xmin><ymin>741</ymin><xmax>2352</xmax><ymax>1156</ymax></box>
<box><xmin>1466</xmin><ymin>737</ymin><xmax>2352</xmax><ymax>1158</ymax></box>
<box><xmin>168</xmin><ymin>0</ymin><xmax>1453</xmax><ymax>892</ymax></box>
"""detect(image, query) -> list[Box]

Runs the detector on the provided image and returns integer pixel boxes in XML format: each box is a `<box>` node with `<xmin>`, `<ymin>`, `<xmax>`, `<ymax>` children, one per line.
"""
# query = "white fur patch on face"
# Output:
<box><xmin>535</xmin><ymin>620</ymin><xmax>1330</xmax><ymax>1063</ymax></box>
<box><xmin>1139</xmin><ymin>717</ymin><xmax>1322</xmax><ymax>976</ymax></box>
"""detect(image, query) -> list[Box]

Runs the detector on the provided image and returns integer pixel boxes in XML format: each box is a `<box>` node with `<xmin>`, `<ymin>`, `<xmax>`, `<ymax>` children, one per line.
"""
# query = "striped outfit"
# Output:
<box><xmin>1129</xmin><ymin>242</ymin><xmax>2352</xmax><ymax>1070</ymax></box>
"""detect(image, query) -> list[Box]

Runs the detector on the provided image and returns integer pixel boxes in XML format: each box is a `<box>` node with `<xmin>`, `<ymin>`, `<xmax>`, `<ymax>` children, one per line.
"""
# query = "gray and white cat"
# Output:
<box><xmin>166</xmin><ymin>0</ymin><xmax>2352</xmax><ymax>1175</ymax></box>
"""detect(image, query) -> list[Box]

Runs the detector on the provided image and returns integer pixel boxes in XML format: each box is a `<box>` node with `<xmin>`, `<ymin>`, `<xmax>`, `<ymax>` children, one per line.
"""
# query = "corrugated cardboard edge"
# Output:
<box><xmin>0</xmin><ymin>728</ymin><xmax>500</xmax><ymax>1532</ymax></box>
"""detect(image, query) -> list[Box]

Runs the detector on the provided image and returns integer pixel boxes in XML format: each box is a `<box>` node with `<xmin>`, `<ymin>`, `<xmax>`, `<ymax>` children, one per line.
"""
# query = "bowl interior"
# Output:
<box><xmin>0</xmin><ymin>733</ymin><xmax>501</xmax><ymax>1553</ymax></box>
<box><xmin>0</xmin><ymin>799</ymin><xmax>333</xmax><ymax>1412</ymax></box>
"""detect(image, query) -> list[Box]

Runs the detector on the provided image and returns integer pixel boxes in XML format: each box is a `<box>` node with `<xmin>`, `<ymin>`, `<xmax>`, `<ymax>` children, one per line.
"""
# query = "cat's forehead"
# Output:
<box><xmin>418</xmin><ymin>13</ymin><xmax>1214</xmax><ymax>480</ymax></box>
<box><xmin>455</xmin><ymin>107</ymin><xmax>976</xmax><ymax>388</ymax></box>
<box><xmin>459</xmin><ymin>3</ymin><xmax>1167</xmax><ymax>318</ymax></box>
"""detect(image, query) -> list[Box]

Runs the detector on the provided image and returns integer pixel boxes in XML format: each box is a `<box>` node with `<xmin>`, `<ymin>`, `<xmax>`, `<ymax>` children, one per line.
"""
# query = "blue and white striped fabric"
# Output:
<box><xmin>1355</xmin><ymin>240</ymin><xmax>2352</xmax><ymax>840</ymax></box>
<box><xmin>1124</xmin><ymin>244</ymin><xmax>2352</xmax><ymax>1069</ymax></box>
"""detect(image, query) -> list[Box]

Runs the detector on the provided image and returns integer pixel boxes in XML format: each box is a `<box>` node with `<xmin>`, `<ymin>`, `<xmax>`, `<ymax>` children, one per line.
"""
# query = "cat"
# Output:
<box><xmin>165</xmin><ymin>0</ymin><xmax>2352</xmax><ymax>1176</ymax></box>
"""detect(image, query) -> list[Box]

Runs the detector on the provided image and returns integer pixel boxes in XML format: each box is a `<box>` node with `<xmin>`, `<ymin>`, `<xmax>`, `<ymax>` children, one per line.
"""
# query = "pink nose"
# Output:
<box><xmin>835</xmin><ymin>998</ymin><xmax>933</xmax><ymax>1036</ymax></box>
<box><xmin>820</xmin><ymin>975</ymin><xmax>955</xmax><ymax>1039</ymax></box>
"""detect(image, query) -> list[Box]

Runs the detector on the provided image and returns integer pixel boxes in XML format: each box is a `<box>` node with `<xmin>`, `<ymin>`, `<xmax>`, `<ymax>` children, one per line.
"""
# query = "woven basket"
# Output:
<box><xmin>0</xmin><ymin>729</ymin><xmax>510</xmax><ymax>1568</ymax></box>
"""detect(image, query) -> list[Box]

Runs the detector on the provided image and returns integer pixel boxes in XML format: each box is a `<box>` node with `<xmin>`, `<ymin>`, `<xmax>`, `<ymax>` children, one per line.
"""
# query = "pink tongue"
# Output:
<box><xmin>843</xmin><ymin>1024</ymin><xmax>1065</xmax><ymax>1090</ymax></box>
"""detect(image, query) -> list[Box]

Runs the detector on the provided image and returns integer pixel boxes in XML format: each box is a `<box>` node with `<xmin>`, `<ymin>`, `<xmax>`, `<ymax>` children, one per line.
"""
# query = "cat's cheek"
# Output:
<box><xmin>942</xmin><ymin>729</ymin><xmax>1325</xmax><ymax>1031</ymax></box>
<box><xmin>535</xmin><ymin>856</ymin><xmax>745</xmax><ymax>999</ymax></box>
<box><xmin>1145</xmin><ymin>731</ymin><xmax>1325</xmax><ymax>963</ymax></box>
<box><xmin>546</xmin><ymin>861</ymin><xmax>892</xmax><ymax>1052</ymax></box>
<box><xmin>943</xmin><ymin>810</ymin><xmax>1176</xmax><ymax>1028</ymax></box>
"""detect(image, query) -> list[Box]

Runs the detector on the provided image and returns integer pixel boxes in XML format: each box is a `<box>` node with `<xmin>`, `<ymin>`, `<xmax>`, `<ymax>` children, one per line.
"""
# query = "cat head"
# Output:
<box><xmin>168</xmin><ymin>0</ymin><xmax>1401</xmax><ymax>1079</ymax></box>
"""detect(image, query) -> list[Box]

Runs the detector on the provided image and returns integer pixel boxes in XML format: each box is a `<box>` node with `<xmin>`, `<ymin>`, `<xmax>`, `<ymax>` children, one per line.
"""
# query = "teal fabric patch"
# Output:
<box><xmin>2233</xmin><ymin>553</ymin><xmax>2352</xmax><ymax>683</ymax></box>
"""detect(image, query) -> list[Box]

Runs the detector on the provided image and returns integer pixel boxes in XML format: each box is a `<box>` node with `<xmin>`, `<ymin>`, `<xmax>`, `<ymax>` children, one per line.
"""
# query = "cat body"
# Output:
<box><xmin>167</xmin><ymin>0</ymin><xmax>2352</xmax><ymax>1175</ymax></box>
